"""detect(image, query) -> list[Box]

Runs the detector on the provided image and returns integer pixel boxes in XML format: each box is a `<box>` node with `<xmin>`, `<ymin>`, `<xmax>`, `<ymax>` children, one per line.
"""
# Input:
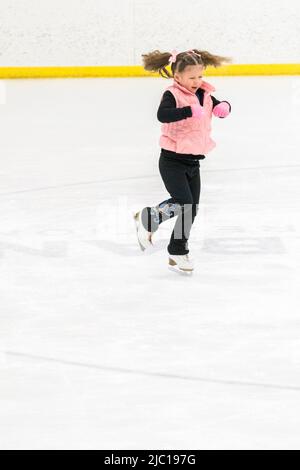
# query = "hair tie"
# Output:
<box><xmin>168</xmin><ymin>49</ymin><xmax>178</xmax><ymax>64</ymax></box>
<box><xmin>187</xmin><ymin>49</ymin><xmax>202</xmax><ymax>58</ymax></box>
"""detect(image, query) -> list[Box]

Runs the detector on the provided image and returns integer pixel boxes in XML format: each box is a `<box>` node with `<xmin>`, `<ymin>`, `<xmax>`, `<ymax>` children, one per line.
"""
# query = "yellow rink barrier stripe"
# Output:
<box><xmin>0</xmin><ymin>63</ymin><xmax>299</xmax><ymax>79</ymax></box>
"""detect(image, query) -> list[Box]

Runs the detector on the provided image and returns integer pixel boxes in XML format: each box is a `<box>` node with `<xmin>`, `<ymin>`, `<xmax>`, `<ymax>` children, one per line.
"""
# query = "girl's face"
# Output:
<box><xmin>174</xmin><ymin>64</ymin><xmax>205</xmax><ymax>94</ymax></box>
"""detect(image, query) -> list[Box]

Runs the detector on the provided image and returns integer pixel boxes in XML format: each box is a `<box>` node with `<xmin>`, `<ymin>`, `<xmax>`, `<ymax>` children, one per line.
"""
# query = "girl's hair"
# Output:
<box><xmin>141</xmin><ymin>49</ymin><xmax>232</xmax><ymax>78</ymax></box>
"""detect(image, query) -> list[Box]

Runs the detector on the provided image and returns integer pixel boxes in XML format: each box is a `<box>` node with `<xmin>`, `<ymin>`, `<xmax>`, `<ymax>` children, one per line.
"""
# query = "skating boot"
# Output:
<box><xmin>168</xmin><ymin>254</ymin><xmax>194</xmax><ymax>272</ymax></box>
<box><xmin>133</xmin><ymin>210</ymin><xmax>153</xmax><ymax>251</ymax></box>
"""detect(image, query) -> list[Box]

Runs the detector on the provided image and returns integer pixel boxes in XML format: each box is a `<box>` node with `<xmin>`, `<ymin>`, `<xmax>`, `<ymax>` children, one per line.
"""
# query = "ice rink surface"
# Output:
<box><xmin>0</xmin><ymin>75</ymin><xmax>299</xmax><ymax>449</ymax></box>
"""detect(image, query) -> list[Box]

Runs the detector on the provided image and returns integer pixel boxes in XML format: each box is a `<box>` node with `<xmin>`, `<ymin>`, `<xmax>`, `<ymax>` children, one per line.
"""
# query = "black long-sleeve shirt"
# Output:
<box><xmin>157</xmin><ymin>88</ymin><xmax>231</xmax><ymax>161</ymax></box>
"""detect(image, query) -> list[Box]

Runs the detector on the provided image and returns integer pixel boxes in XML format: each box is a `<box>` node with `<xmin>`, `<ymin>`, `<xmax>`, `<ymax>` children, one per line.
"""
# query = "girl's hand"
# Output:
<box><xmin>190</xmin><ymin>103</ymin><xmax>205</xmax><ymax>118</ymax></box>
<box><xmin>213</xmin><ymin>102</ymin><xmax>230</xmax><ymax>118</ymax></box>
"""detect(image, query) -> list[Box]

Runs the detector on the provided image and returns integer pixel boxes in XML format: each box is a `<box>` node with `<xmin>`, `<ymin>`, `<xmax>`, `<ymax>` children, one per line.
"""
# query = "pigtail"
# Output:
<box><xmin>141</xmin><ymin>50</ymin><xmax>173</xmax><ymax>78</ymax></box>
<box><xmin>193</xmin><ymin>49</ymin><xmax>232</xmax><ymax>68</ymax></box>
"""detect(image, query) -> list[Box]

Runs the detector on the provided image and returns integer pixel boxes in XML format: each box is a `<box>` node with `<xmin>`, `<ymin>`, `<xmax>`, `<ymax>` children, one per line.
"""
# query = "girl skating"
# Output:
<box><xmin>134</xmin><ymin>48</ymin><xmax>232</xmax><ymax>272</ymax></box>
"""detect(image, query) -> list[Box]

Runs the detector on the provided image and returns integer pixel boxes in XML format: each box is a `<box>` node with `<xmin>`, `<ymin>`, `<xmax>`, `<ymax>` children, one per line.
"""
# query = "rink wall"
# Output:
<box><xmin>0</xmin><ymin>0</ymin><xmax>299</xmax><ymax>77</ymax></box>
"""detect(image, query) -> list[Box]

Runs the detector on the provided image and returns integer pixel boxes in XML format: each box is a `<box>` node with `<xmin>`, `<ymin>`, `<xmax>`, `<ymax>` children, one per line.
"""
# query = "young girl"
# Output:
<box><xmin>134</xmin><ymin>48</ymin><xmax>232</xmax><ymax>272</ymax></box>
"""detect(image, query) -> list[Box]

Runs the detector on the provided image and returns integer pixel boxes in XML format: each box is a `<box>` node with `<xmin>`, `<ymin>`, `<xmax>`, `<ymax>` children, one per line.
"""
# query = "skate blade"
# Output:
<box><xmin>168</xmin><ymin>264</ymin><xmax>194</xmax><ymax>275</ymax></box>
<box><xmin>133</xmin><ymin>212</ymin><xmax>145</xmax><ymax>251</ymax></box>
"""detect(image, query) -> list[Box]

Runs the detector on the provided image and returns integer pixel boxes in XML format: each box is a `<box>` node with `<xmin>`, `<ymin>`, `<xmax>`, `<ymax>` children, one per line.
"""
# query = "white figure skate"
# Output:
<box><xmin>133</xmin><ymin>210</ymin><xmax>153</xmax><ymax>251</ymax></box>
<box><xmin>168</xmin><ymin>254</ymin><xmax>194</xmax><ymax>273</ymax></box>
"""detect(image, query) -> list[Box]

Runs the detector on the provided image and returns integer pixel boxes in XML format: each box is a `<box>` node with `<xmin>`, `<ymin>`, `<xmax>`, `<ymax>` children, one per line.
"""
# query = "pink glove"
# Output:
<box><xmin>190</xmin><ymin>103</ymin><xmax>205</xmax><ymax>118</ymax></box>
<box><xmin>213</xmin><ymin>102</ymin><xmax>230</xmax><ymax>118</ymax></box>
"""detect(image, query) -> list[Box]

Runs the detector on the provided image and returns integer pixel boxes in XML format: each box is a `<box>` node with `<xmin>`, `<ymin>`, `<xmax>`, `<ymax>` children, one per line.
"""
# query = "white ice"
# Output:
<box><xmin>0</xmin><ymin>75</ymin><xmax>299</xmax><ymax>450</ymax></box>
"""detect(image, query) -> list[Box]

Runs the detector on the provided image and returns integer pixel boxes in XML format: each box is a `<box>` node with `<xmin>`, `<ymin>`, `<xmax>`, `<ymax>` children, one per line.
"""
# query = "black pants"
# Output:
<box><xmin>141</xmin><ymin>153</ymin><xmax>201</xmax><ymax>255</ymax></box>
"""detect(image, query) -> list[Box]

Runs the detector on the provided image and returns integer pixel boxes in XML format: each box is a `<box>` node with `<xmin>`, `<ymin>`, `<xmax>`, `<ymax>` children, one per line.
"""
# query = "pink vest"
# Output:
<box><xmin>159</xmin><ymin>79</ymin><xmax>216</xmax><ymax>155</ymax></box>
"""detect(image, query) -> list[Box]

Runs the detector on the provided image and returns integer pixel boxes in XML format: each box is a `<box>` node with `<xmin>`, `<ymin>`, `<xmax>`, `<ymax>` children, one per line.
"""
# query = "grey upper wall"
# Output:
<box><xmin>0</xmin><ymin>0</ymin><xmax>299</xmax><ymax>66</ymax></box>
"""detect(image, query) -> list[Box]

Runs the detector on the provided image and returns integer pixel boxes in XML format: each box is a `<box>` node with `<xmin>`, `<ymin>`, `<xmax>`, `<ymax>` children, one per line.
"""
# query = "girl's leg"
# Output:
<box><xmin>139</xmin><ymin>198</ymin><xmax>184</xmax><ymax>236</ymax></box>
<box><xmin>182</xmin><ymin>165</ymin><xmax>201</xmax><ymax>252</ymax></box>
<box><xmin>140</xmin><ymin>197</ymin><xmax>179</xmax><ymax>233</ymax></box>
<box><xmin>158</xmin><ymin>156</ymin><xmax>196</xmax><ymax>255</ymax></box>
<box><xmin>139</xmin><ymin>157</ymin><xmax>201</xmax><ymax>255</ymax></box>
<box><xmin>139</xmin><ymin>156</ymin><xmax>189</xmax><ymax>234</ymax></box>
